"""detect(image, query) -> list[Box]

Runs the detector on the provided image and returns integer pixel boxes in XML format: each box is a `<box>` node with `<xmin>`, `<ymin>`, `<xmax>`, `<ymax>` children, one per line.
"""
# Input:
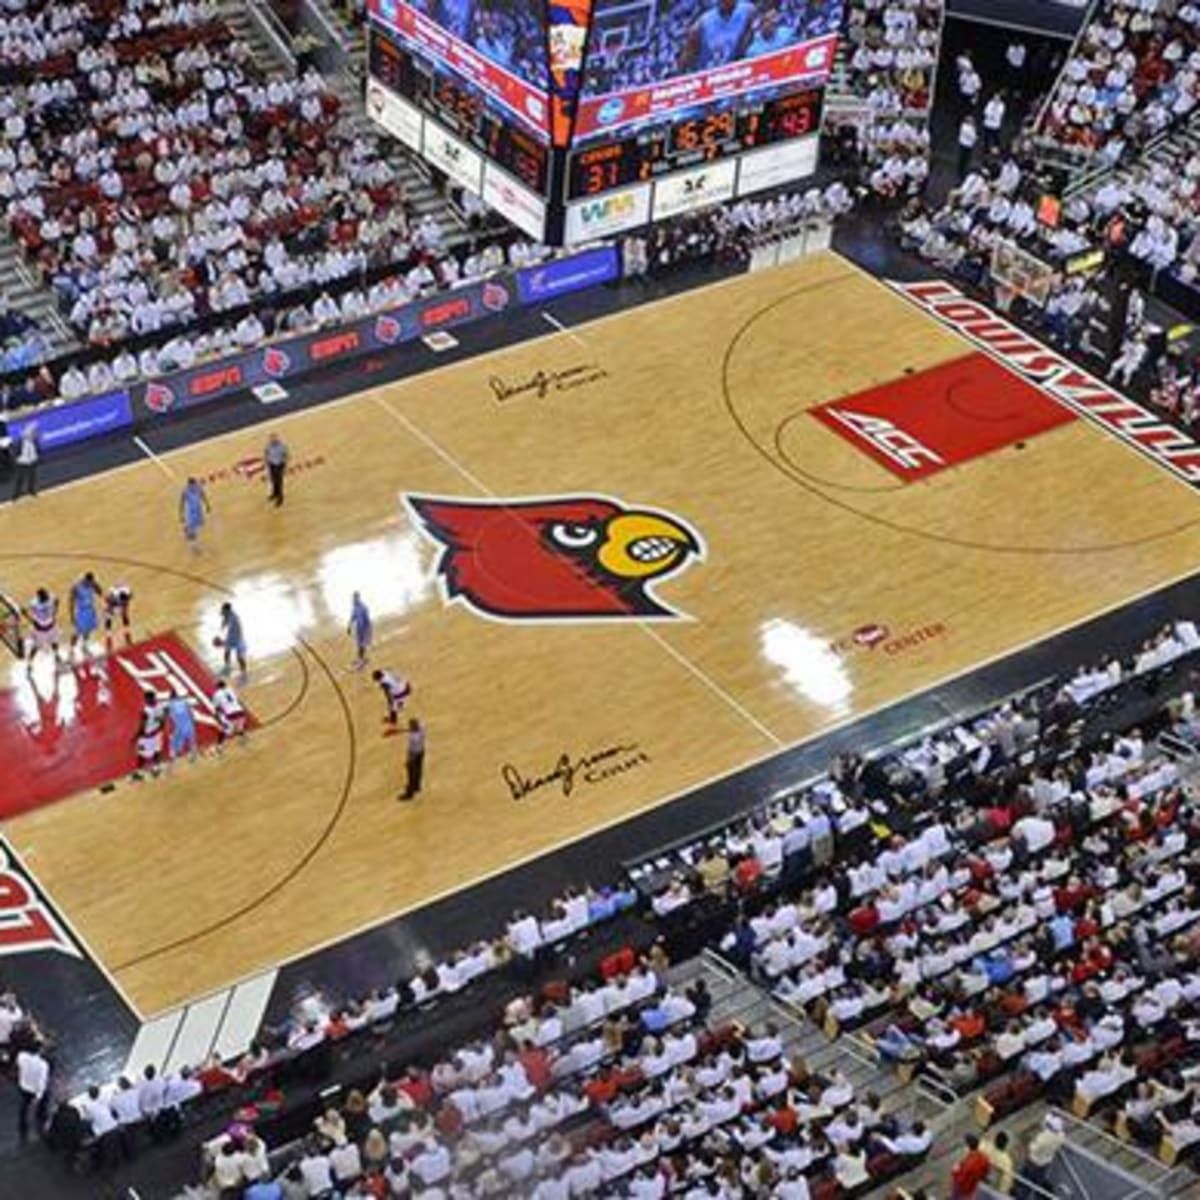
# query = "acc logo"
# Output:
<box><xmin>375</xmin><ymin>313</ymin><xmax>404</xmax><ymax>344</ymax></box>
<box><xmin>598</xmin><ymin>97</ymin><xmax>625</xmax><ymax>126</ymax></box>
<box><xmin>525</xmin><ymin>95</ymin><xmax>546</xmax><ymax>121</ymax></box>
<box><xmin>826</xmin><ymin>409</ymin><xmax>943</xmax><ymax>472</ymax></box>
<box><xmin>0</xmin><ymin>839</ymin><xmax>82</xmax><ymax>960</ymax></box>
<box><xmin>262</xmin><ymin>345</ymin><xmax>291</xmax><ymax>378</ymax></box>
<box><xmin>805</xmin><ymin>45</ymin><xmax>827</xmax><ymax>68</ymax></box>
<box><xmin>481</xmin><ymin>281</ymin><xmax>510</xmax><ymax>312</ymax></box>
<box><xmin>405</xmin><ymin>493</ymin><xmax>703</xmax><ymax>622</ymax></box>
<box><xmin>144</xmin><ymin>381</ymin><xmax>176</xmax><ymax>413</ymax></box>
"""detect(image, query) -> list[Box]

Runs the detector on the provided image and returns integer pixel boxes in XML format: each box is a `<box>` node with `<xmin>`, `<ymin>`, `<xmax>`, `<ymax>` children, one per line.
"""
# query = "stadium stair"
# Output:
<box><xmin>0</xmin><ymin>233</ymin><xmax>79</xmax><ymax>360</ymax></box>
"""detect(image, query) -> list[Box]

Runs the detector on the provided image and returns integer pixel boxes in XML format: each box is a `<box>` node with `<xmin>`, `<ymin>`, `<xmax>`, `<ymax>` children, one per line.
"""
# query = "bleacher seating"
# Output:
<box><xmin>1035</xmin><ymin>0</ymin><xmax>1200</xmax><ymax>165</ymax></box>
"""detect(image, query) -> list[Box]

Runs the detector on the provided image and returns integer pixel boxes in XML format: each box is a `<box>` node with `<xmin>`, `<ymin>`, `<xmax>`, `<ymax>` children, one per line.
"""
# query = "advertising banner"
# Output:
<box><xmin>564</xmin><ymin>183</ymin><xmax>652</xmax><ymax>244</ymax></box>
<box><xmin>366</xmin><ymin>77</ymin><xmax>423</xmax><ymax>151</ymax></box>
<box><xmin>482</xmin><ymin>163</ymin><xmax>548</xmax><ymax>241</ymax></box>
<box><xmin>651</xmin><ymin>159</ymin><xmax>737</xmax><ymax>221</ymax></box>
<box><xmin>9</xmin><ymin>389</ymin><xmax>133</xmax><ymax>451</ymax></box>
<box><xmin>132</xmin><ymin>276</ymin><xmax>515</xmax><ymax>421</ymax></box>
<box><xmin>736</xmin><ymin>136</ymin><xmax>819</xmax><ymax>197</ymax></box>
<box><xmin>422</xmin><ymin>120</ymin><xmax>486</xmax><ymax>194</ymax></box>
<box><xmin>515</xmin><ymin>246</ymin><xmax>620</xmax><ymax>304</ymax></box>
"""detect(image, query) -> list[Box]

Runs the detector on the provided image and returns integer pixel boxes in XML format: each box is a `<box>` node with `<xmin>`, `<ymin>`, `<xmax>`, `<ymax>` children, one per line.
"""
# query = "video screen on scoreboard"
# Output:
<box><xmin>573</xmin><ymin>0</ymin><xmax>842</xmax><ymax>141</ymax></box>
<box><xmin>368</xmin><ymin>0</ymin><xmax>551</xmax><ymax>138</ymax></box>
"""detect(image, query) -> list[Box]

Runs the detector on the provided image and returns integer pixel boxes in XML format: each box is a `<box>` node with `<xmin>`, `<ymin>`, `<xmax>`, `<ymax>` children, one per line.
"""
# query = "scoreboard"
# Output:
<box><xmin>365</xmin><ymin>0</ymin><xmax>837</xmax><ymax>247</ymax></box>
<box><xmin>566</xmin><ymin>90</ymin><xmax>824</xmax><ymax>200</ymax></box>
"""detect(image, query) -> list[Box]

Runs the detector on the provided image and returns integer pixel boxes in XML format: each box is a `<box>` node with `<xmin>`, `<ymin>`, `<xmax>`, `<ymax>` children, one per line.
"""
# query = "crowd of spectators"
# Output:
<box><xmin>189</xmin><ymin>946</ymin><xmax>937</xmax><ymax>1200</ymax></box>
<box><xmin>0</xmin><ymin>0</ymin><xmax>431</xmax><ymax>351</ymax></box>
<box><xmin>1036</xmin><ymin>0</ymin><xmax>1200</xmax><ymax>164</ymax></box>
<box><xmin>0</xmin><ymin>182</ymin><xmax>844</xmax><ymax>417</ymax></box>
<box><xmin>829</xmin><ymin>0</ymin><xmax>942</xmax><ymax>200</ymax></box>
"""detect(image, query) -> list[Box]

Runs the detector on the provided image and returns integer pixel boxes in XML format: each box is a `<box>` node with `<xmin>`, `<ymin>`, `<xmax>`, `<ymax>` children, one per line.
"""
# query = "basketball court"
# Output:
<box><xmin>2</xmin><ymin>249</ymin><xmax>1198</xmax><ymax>1017</ymax></box>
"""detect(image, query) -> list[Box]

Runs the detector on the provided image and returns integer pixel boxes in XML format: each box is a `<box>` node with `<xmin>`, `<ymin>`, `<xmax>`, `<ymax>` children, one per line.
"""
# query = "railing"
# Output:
<box><xmin>1030</xmin><ymin>0</ymin><xmax>1103</xmax><ymax>137</ymax></box>
<box><xmin>245</xmin><ymin>0</ymin><xmax>298</xmax><ymax>67</ymax></box>
<box><xmin>1051</xmin><ymin>1106</ymin><xmax>1190</xmax><ymax>1199</ymax></box>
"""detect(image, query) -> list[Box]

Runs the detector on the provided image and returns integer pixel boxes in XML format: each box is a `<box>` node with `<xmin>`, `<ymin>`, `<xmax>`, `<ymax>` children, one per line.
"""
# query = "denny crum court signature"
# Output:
<box><xmin>488</xmin><ymin>364</ymin><xmax>609</xmax><ymax>402</ymax></box>
<box><xmin>501</xmin><ymin>743</ymin><xmax>650</xmax><ymax>801</ymax></box>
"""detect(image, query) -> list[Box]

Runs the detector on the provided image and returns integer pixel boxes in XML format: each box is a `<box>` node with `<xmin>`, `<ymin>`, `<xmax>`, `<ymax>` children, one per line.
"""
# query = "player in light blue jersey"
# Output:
<box><xmin>745</xmin><ymin>4</ymin><xmax>796</xmax><ymax>57</ymax></box>
<box><xmin>682</xmin><ymin>0</ymin><xmax>757</xmax><ymax>71</ymax></box>
<box><xmin>218</xmin><ymin>601</ymin><xmax>248</xmax><ymax>676</ymax></box>
<box><xmin>347</xmin><ymin>591</ymin><xmax>373</xmax><ymax>670</ymax></box>
<box><xmin>179</xmin><ymin>477</ymin><xmax>210</xmax><ymax>549</ymax></box>
<box><xmin>70</xmin><ymin>571</ymin><xmax>102</xmax><ymax>655</ymax></box>
<box><xmin>436</xmin><ymin>0</ymin><xmax>474</xmax><ymax>39</ymax></box>
<box><xmin>167</xmin><ymin>694</ymin><xmax>198</xmax><ymax>764</ymax></box>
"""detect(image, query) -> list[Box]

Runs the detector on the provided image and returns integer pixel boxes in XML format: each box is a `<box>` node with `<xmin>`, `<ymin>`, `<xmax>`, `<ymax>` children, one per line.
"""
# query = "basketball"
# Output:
<box><xmin>212</xmin><ymin>637</ymin><xmax>225</xmax><ymax>648</ymax></box>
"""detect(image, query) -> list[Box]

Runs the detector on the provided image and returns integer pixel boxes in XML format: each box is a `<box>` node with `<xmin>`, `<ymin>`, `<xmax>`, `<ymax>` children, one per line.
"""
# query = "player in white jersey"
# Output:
<box><xmin>371</xmin><ymin>668</ymin><xmax>412</xmax><ymax>725</ymax></box>
<box><xmin>104</xmin><ymin>584</ymin><xmax>133</xmax><ymax>635</ymax></box>
<box><xmin>211</xmin><ymin>678</ymin><xmax>247</xmax><ymax>750</ymax></box>
<box><xmin>132</xmin><ymin>690</ymin><xmax>167</xmax><ymax>779</ymax></box>
<box><xmin>23</xmin><ymin>587</ymin><xmax>59</xmax><ymax>666</ymax></box>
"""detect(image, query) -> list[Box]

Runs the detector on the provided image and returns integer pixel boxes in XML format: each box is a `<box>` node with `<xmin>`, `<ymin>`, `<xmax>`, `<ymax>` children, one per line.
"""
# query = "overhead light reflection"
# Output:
<box><xmin>315</xmin><ymin>532</ymin><xmax>435</xmax><ymax>624</ymax></box>
<box><xmin>760</xmin><ymin>618</ymin><xmax>853</xmax><ymax>716</ymax></box>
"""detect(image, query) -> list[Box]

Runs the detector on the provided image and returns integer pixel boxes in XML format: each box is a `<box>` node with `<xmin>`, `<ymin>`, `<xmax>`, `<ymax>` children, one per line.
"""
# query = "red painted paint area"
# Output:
<box><xmin>0</xmin><ymin>632</ymin><xmax>253</xmax><ymax>819</ymax></box>
<box><xmin>811</xmin><ymin>352</ymin><xmax>1077</xmax><ymax>482</ymax></box>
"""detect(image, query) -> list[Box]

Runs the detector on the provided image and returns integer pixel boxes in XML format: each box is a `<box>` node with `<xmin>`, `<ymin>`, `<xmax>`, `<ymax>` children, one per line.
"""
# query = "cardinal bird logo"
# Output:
<box><xmin>405</xmin><ymin>494</ymin><xmax>703</xmax><ymax>622</ymax></box>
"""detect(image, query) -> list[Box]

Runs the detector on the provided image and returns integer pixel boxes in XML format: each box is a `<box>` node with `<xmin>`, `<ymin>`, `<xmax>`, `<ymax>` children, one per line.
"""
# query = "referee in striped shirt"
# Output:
<box><xmin>264</xmin><ymin>433</ymin><xmax>289</xmax><ymax>506</ymax></box>
<box><xmin>401</xmin><ymin>718</ymin><xmax>425</xmax><ymax>801</ymax></box>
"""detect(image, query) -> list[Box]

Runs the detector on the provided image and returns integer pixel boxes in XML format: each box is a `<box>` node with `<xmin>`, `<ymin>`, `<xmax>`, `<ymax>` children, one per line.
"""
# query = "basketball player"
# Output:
<box><xmin>347</xmin><ymin>591</ymin><xmax>373</xmax><ymax>670</ymax></box>
<box><xmin>218</xmin><ymin>602</ymin><xmax>247</xmax><ymax>676</ymax></box>
<box><xmin>23</xmin><ymin>587</ymin><xmax>59</xmax><ymax>668</ymax></box>
<box><xmin>131</xmin><ymin>690</ymin><xmax>167</xmax><ymax>779</ymax></box>
<box><xmin>179</xmin><ymin>477</ymin><xmax>210</xmax><ymax>549</ymax></box>
<box><xmin>211</xmin><ymin>677</ymin><xmax>247</xmax><ymax>751</ymax></box>
<box><xmin>433</xmin><ymin>0</ymin><xmax>474</xmax><ymax>40</ymax></box>
<box><xmin>681</xmin><ymin>0</ymin><xmax>757</xmax><ymax>70</ymax></box>
<box><xmin>745</xmin><ymin>3</ymin><xmax>795</xmax><ymax>56</ymax></box>
<box><xmin>372</xmin><ymin>668</ymin><xmax>412</xmax><ymax>725</ymax></box>
<box><xmin>105</xmin><ymin>584</ymin><xmax>133</xmax><ymax>635</ymax></box>
<box><xmin>70</xmin><ymin>572</ymin><xmax>103</xmax><ymax>656</ymax></box>
<box><xmin>166</xmin><ymin>694</ymin><xmax>198</xmax><ymax>764</ymax></box>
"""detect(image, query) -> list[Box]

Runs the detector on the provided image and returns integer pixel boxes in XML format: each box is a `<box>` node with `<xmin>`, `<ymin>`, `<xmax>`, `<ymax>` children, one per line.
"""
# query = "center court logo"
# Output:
<box><xmin>829</xmin><ymin>621</ymin><xmax>948</xmax><ymax>658</ymax></box>
<box><xmin>405</xmin><ymin>493</ymin><xmax>703</xmax><ymax>621</ymax></box>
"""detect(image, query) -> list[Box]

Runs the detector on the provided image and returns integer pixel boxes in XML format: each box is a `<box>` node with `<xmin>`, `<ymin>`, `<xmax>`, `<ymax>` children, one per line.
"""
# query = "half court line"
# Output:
<box><xmin>370</xmin><ymin>393</ymin><xmax>784</xmax><ymax>749</ymax></box>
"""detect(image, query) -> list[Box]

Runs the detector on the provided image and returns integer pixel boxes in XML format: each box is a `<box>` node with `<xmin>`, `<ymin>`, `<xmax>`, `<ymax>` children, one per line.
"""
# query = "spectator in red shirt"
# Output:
<box><xmin>950</xmin><ymin>1132</ymin><xmax>992</xmax><ymax>1199</ymax></box>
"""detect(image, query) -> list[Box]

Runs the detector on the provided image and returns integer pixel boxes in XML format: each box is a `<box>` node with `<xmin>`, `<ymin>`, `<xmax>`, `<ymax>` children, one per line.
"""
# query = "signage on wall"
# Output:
<box><xmin>481</xmin><ymin>162</ymin><xmax>548</xmax><ymax>241</ymax></box>
<box><xmin>421</xmin><ymin>120</ymin><xmax>485</xmax><ymax>194</ymax></box>
<box><xmin>366</xmin><ymin>77</ymin><xmax>423</xmax><ymax>152</ymax></box>
<box><xmin>736</xmin><ymin>136</ymin><xmax>819</xmax><ymax>197</ymax></box>
<box><xmin>564</xmin><ymin>183</ymin><xmax>652</xmax><ymax>244</ymax></box>
<box><xmin>650</xmin><ymin>159</ymin><xmax>737</xmax><ymax>221</ymax></box>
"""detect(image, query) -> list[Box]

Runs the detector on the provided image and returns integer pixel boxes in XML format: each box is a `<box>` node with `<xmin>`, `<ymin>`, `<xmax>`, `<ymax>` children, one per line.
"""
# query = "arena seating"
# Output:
<box><xmin>827</xmin><ymin>0</ymin><xmax>943</xmax><ymax>199</ymax></box>
<box><xmin>1035</xmin><ymin>0</ymin><xmax>1200</xmax><ymax>166</ymax></box>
